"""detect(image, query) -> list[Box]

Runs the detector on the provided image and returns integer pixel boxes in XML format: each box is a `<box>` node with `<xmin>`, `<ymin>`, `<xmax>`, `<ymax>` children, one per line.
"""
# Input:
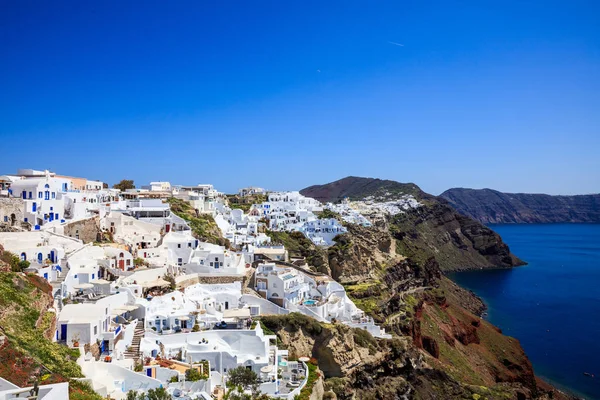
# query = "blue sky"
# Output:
<box><xmin>1</xmin><ymin>1</ymin><xmax>598</xmax><ymax>195</ymax></box>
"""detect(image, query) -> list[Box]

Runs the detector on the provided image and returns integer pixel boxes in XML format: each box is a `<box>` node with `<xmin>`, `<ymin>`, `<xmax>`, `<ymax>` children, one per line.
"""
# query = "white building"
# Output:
<box><xmin>0</xmin><ymin>378</ymin><xmax>69</xmax><ymax>400</ymax></box>
<box><xmin>85</xmin><ymin>180</ymin><xmax>105</xmax><ymax>191</ymax></box>
<box><xmin>57</xmin><ymin>303</ymin><xmax>111</xmax><ymax>346</ymax></box>
<box><xmin>255</xmin><ymin>263</ymin><xmax>391</xmax><ymax>338</ymax></box>
<box><xmin>142</xmin><ymin>181</ymin><xmax>172</xmax><ymax>192</ymax></box>
<box><xmin>8</xmin><ymin>175</ymin><xmax>67</xmax><ymax>227</ymax></box>
<box><xmin>238</xmin><ymin>186</ymin><xmax>266</xmax><ymax>197</ymax></box>
<box><xmin>299</xmin><ymin>218</ymin><xmax>347</xmax><ymax>246</ymax></box>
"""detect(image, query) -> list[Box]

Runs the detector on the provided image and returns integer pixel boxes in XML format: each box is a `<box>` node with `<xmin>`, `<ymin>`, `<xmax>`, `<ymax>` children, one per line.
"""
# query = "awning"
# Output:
<box><xmin>121</xmin><ymin>305</ymin><xmax>139</xmax><ymax>311</ymax></box>
<box><xmin>222</xmin><ymin>308</ymin><xmax>251</xmax><ymax>319</ymax></box>
<box><xmin>110</xmin><ymin>308</ymin><xmax>128</xmax><ymax>316</ymax></box>
<box><xmin>260</xmin><ymin>365</ymin><xmax>273</xmax><ymax>373</ymax></box>
<box><xmin>94</xmin><ymin>279</ymin><xmax>111</xmax><ymax>285</ymax></box>
<box><xmin>177</xmin><ymin>316</ymin><xmax>190</xmax><ymax>321</ymax></box>
<box><xmin>73</xmin><ymin>283</ymin><xmax>94</xmax><ymax>290</ymax></box>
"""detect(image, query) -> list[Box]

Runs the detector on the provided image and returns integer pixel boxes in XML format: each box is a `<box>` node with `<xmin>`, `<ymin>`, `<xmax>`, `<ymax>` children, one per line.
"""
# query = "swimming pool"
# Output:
<box><xmin>303</xmin><ymin>299</ymin><xmax>317</xmax><ymax>306</ymax></box>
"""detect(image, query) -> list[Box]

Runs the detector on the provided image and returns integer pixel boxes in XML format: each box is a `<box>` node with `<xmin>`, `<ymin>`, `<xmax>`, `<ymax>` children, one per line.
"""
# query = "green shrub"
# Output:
<box><xmin>185</xmin><ymin>367</ymin><xmax>208</xmax><ymax>381</ymax></box>
<box><xmin>260</xmin><ymin>313</ymin><xmax>324</xmax><ymax>336</ymax></box>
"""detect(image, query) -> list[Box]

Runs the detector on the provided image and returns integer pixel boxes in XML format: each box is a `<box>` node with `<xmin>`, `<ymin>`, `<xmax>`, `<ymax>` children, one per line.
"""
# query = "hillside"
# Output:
<box><xmin>301</xmin><ymin>177</ymin><xmax>524</xmax><ymax>272</ymax></box>
<box><xmin>440</xmin><ymin>188</ymin><xmax>600</xmax><ymax>224</ymax></box>
<box><xmin>300</xmin><ymin>176</ymin><xmax>429</xmax><ymax>203</ymax></box>
<box><xmin>0</xmin><ymin>251</ymin><xmax>102</xmax><ymax>399</ymax></box>
<box><xmin>166</xmin><ymin>197</ymin><xmax>229</xmax><ymax>246</ymax></box>
<box><xmin>258</xmin><ymin>259</ymin><xmax>573</xmax><ymax>400</ymax></box>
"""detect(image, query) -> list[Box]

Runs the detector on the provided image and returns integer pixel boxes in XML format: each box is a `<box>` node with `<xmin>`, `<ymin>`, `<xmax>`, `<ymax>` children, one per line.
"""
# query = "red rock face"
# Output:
<box><xmin>449</xmin><ymin>314</ymin><xmax>480</xmax><ymax>346</ymax></box>
<box><xmin>422</xmin><ymin>336</ymin><xmax>440</xmax><ymax>358</ymax></box>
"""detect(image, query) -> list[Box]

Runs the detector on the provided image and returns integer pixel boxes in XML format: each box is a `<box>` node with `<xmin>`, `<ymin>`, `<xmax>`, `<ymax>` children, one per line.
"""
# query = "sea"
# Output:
<box><xmin>448</xmin><ymin>224</ymin><xmax>600</xmax><ymax>400</ymax></box>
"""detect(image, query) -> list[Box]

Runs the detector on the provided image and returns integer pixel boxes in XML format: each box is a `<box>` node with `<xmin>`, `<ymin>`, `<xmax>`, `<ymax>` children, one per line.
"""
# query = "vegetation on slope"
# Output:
<box><xmin>226</xmin><ymin>193</ymin><xmax>266</xmax><ymax>212</ymax></box>
<box><xmin>0</xmin><ymin>245</ymin><xmax>30</xmax><ymax>272</ymax></box>
<box><xmin>389</xmin><ymin>201</ymin><xmax>524</xmax><ymax>271</ymax></box>
<box><xmin>0</xmin><ymin>272</ymin><xmax>102</xmax><ymax>399</ymax></box>
<box><xmin>265</xmin><ymin>230</ymin><xmax>329</xmax><ymax>272</ymax></box>
<box><xmin>166</xmin><ymin>197</ymin><xmax>229</xmax><ymax>246</ymax></box>
<box><xmin>300</xmin><ymin>176</ymin><xmax>427</xmax><ymax>203</ymax></box>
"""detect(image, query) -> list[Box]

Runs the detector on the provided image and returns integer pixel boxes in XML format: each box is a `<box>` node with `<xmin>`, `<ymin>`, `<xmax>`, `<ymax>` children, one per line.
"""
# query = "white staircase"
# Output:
<box><xmin>124</xmin><ymin>320</ymin><xmax>145</xmax><ymax>359</ymax></box>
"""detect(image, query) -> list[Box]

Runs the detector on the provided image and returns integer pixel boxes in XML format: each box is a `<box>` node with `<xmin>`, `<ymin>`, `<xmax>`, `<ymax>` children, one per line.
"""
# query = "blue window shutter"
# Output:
<box><xmin>22</xmin><ymin>191</ymin><xmax>26</xmax><ymax>199</ymax></box>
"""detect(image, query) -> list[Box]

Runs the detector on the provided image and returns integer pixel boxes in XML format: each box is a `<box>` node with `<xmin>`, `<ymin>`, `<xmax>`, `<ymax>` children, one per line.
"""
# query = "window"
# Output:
<box><xmin>52</xmin><ymin>192</ymin><xmax>56</xmax><ymax>199</ymax></box>
<box><xmin>188</xmin><ymin>242</ymin><xmax>191</xmax><ymax>248</ymax></box>
<box><xmin>38</xmin><ymin>192</ymin><xmax>42</xmax><ymax>199</ymax></box>
<box><xmin>45</xmin><ymin>191</ymin><xmax>49</xmax><ymax>200</ymax></box>
<box><xmin>28</xmin><ymin>191</ymin><xmax>32</xmax><ymax>199</ymax></box>
<box><xmin>220</xmin><ymin>262</ymin><xmax>223</xmax><ymax>267</ymax></box>
<box><xmin>210</xmin><ymin>262</ymin><xmax>213</xmax><ymax>266</ymax></box>
<box><xmin>94</xmin><ymin>326</ymin><xmax>97</xmax><ymax>335</ymax></box>
<box><xmin>177</xmin><ymin>244</ymin><xmax>181</xmax><ymax>248</ymax></box>
<box><xmin>55</xmin><ymin>213</ymin><xmax>58</xmax><ymax>220</ymax></box>
<box><xmin>74</xmin><ymin>274</ymin><xmax>77</xmax><ymax>278</ymax></box>
<box><xmin>24</xmin><ymin>217</ymin><xmax>28</xmax><ymax>222</ymax></box>
<box><xmin>3</xmin><ymin>216</ymin><xmax>7</xmax><ymax>222</ymax></box>
<box><xmin>126</xmin><ymin>259</ymin><xmax>130</xmax><ymax>266</ymax></box>
<box><xmin>22</xmin><ymin>191</ymin><xmax>26</xmax><ymax>199</ymax></box>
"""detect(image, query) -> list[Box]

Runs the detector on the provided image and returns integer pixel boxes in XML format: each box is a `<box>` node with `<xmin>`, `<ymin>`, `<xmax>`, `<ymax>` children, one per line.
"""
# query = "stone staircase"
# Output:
<box><xmin>124</xmin><ymin>319</ymin><xmax>145</xmax><ymax>360</ymax></box>
<box><xmin>52</xmin><ymin>257</ymin><xmax>70</xmax><ymax>308</ymax></box>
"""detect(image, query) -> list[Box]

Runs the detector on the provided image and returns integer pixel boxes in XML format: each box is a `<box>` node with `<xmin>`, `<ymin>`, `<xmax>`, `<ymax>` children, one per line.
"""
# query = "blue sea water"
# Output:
<box><xmin>448</xmin><ymin>224</ymin><xmax>600</xmax><ymax>400</ymax></box>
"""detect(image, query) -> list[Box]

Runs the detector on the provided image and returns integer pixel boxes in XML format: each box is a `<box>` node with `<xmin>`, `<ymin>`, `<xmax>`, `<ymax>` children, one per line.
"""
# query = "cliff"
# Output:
<box><xmin>259</xmin><ymin>261</ymin><xmax>573</xmax><ymax>399</ymax></box>
<box><xmin>0</xmin><ymin>249</ymin><xmax>102</xmax><ymax>400</ymax></box>
<box><xmin>301</xmin><ymin>177</ymin><xmax>524</xmax><ymax>272</ymax></box>
<box><xmin>300</xmin><ymin>176</ymin><xmax>429</xmax><ymax>203</ymax></box>
<box><xmin>440</xmin><ymin>188</ymin><xmax>600</xmax><ymax>224</ymax></box>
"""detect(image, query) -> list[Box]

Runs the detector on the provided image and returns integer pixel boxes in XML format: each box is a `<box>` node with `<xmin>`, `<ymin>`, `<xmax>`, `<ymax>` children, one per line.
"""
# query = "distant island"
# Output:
<box><xmin>440</xmin><ymin>188</ymin><xmax>600</xmax><ymax>224</ymax></box>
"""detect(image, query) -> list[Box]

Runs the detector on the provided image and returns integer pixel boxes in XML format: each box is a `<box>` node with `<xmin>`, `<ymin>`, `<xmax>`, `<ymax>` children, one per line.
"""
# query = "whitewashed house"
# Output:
<box><xmin>9</xmin><ymin>175</ymin><xmax>67</xmax><ymax>228</ymax></box>
<box><xmin>254</xmin><ymin>263</ymin><xmax>391</xmax><ymax>338</ymax></box>
<box><xmin>299</xmin><ymin>218</ymin><xmax>347</xmax><ymax>246</ymax></box>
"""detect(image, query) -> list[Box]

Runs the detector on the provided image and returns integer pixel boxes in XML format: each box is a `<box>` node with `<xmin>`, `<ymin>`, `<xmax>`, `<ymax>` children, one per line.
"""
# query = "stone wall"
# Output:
<box><xmin>63</xmin><ymin>216</ymin><xmax>100</xmax><ymax>244</ymax></box>
<box><xmin>176</xmin><ymin>274</ymin><xmax>244</xmax><ymax>289</ymax></box>
<box><xmin>0</xmin><ymin>198</ymin><xmax>24</xmax><ymax>227</ymax></box>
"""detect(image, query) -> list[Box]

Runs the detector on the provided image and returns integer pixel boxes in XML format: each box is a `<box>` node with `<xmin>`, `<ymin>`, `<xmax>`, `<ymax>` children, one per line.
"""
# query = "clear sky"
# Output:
<box><xmin>1</xmin><ymin>1</ymin><xmax>599</xmax><ymax>195</ymax></box>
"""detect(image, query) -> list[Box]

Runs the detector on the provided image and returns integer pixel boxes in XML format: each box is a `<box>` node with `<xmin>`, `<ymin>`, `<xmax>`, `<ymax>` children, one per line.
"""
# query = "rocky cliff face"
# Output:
<box><xmin>301</xmin><ymin>177</ymin><xmax>524</xmax><ymax>272</ymax></box>
<box><xmin>440</xmin><ymin>188</ymin><xmax>600</xmax><ymax>224</ymax></box>
<box><xmin>389</xmin><ymin>200</ymin><xmax>525</xmax><ymax>271</ymax></box>
<box><xmin>260</xmin><ymin>269</ymin><xmax>573</xmax><ymax>400</ymax></box>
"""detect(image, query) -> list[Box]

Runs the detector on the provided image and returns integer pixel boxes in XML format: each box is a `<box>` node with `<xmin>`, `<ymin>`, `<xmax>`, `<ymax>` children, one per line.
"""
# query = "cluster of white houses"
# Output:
<box><xmin>0</xmin><ymin>169</ymin><xmax>393</xmax><ymax>399</ymax></box>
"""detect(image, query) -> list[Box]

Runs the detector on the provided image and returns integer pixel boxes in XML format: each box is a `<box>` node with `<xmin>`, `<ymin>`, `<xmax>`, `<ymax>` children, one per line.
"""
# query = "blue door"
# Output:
<box><xmin>146</xmin><ymin>368</ymin><xmax>152</xmax><ymax>377</ymax></box>
<box><xmin>50</xmin><ymin>250</ymin><xmax>55</xmax><ymax>263</ymax></box>
<box><xmin>32</xmin><ymin>202</ymin><xmax>37</xmax><ymax>212</ymax></box>
<box><xmin>38</xmin><ymin>253</ymin><xmax>43</xmax><ymax>263</ymax></box>
<box><xmin>44</xmin><ymin>273</ymin><xmax>48</xmax><ymax>280</ymax></box>
<box><xmin>49</xmin><ymin>213</ymin><xmax>54</xmax><ymax>222</ymax></box>
<box><xmin>60</xmin><ymin>324</ymin><xmax>67</xmax><ymax>341</ymax></box>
